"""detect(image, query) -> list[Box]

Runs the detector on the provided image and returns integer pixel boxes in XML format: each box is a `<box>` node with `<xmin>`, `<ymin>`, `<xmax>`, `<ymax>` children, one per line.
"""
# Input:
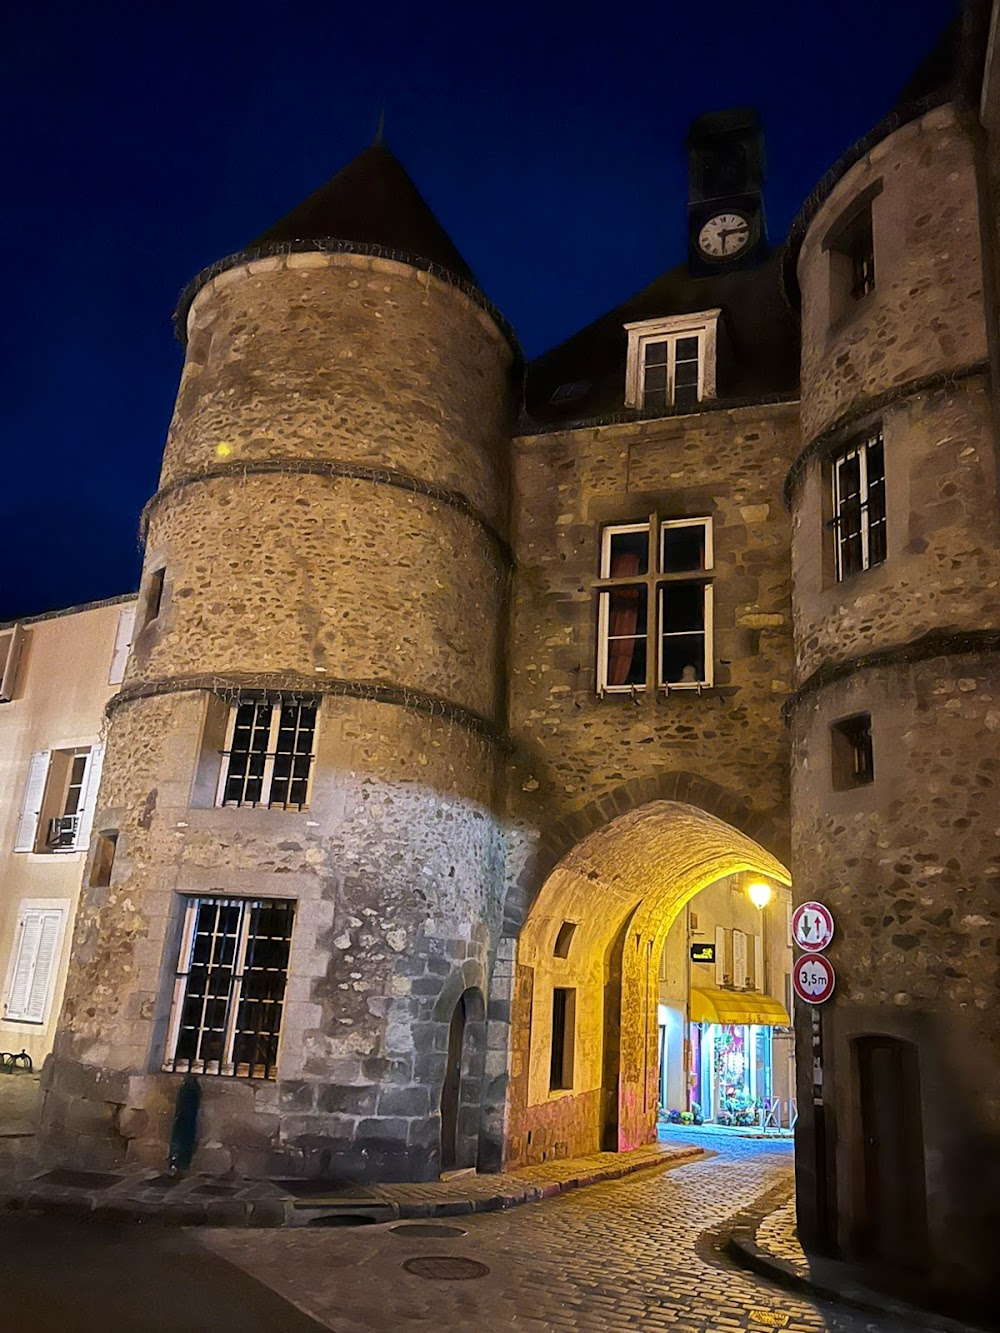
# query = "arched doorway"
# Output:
<box><xmin>505</xmin><ymin>800</ymin><xmax>791</xmax><ymax>1167</ymax></box>
<box><xmin>439</xmin><ymin>987</ymin><xmax>486</xmax><ymax>1172</ymax></box>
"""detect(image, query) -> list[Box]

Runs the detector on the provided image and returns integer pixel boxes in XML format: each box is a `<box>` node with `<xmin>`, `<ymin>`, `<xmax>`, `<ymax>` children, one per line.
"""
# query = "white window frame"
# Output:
<box><xmin>832</xmin><ymin>430</ymin><xmax>886</xmax><ymax>582</ymax></box>
<box><xmin>215</xmin><ymin>699</ymin><xmax>318</xmax><ymax>810</ymax></box>
<box><xmin>163</xmin><ymin>895</ymin><xmax>295</xmax><ymax>1079</ymax></box>
<box><xmin>13</xmin><ymin>743</ymin><xmax>103</xmax><ymax>855</ymax></box>
<box><xmin>2</xmin><ymin>900</ymin><xmax>68</xmax><ymax>1025</ymax></box>
<box><xmin>624</xmin><ymin>309</ymin><xmax>720</xmax><ymax>411</ymax></box>
<box><xmin>596</xmin><ymin>516</ymin><xmax>714</xmax><ymax>694</ymax></box>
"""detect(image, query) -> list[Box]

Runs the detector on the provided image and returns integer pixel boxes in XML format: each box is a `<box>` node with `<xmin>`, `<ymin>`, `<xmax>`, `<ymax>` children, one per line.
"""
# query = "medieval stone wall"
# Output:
<box><xmin>789</xmin><ymin>102</ymin><xmax>1000</xmax><ymax>1316</ymax></box>
<box><xmin>797</xmin><ymin>104</ymin><xmax>988</xmax><ymax>444</ymax></box>
<box><xmin>504</xmin><ymin>403</ymin><xmax>799</xmax><ymax>932</ymax></box>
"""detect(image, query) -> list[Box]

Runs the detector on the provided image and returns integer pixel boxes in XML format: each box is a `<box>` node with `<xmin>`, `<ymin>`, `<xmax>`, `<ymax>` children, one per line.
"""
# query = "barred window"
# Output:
<box><xmin>832</xmin><ymin>431</ymin><xmax>886</xmax><ymax>581</ymax></box>
<box><xmin>217</xmin><ymin>699</ymin><xmax>317</xmax><ymax>809</ymax></box>
<box><xmin>164</xmin><ymin>897</ymin><xmax>295</xmax><ymax>1079</ymax></box>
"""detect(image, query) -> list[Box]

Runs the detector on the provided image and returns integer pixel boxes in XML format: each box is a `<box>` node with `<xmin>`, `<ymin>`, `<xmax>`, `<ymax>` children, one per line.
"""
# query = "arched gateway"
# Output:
<box><xmin>502</xmin><ymin>800</ymin><xmax>790</xmax><ymax>1168</ymax></box>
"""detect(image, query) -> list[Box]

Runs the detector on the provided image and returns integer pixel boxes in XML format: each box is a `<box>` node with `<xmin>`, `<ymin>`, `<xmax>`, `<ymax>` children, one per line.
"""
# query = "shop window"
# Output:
<box><xmin>832</xmin><ymin>430</ymin><xmax>886</xmax><ymax>581</ymax></box>
<box><xmin>623</xmin><ymin>310</ymin><xmax>720</xmax><ymax>413</ymax></box>
<box><xmin>549</xmin><ymin>987</ymin><xmax>576</xmax><ymax>1092</ymax></box>
<box><xmin>596</xmin><ymin>517</ymin><xmax>714</xmax><ymax>693</ymax></box>
<box><xmin>163</xmin><ymin>896</ymin><xmax>295</xmax><ymax>1079</ymax></box>
<box><xmin>553</xmin><ymin>921</ymin><xmax>577</xmax><ymax>958</ymax></box>
<box><xmin>831</xmin><ymin>713</ymin><xmax>874</xmax><ymax>789</ymax></box>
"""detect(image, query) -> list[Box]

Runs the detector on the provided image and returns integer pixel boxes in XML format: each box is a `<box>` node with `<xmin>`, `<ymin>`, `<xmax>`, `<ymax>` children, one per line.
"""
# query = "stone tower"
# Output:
<box><xmin>41</xmin><ymin>146</ymin><xmax>519</xmax><ymax>1180</ymax></box>
<box><xmin>787</xmin><ymin>97</ymin><xmax>1000</xmax><ymax>1311</ymax></box>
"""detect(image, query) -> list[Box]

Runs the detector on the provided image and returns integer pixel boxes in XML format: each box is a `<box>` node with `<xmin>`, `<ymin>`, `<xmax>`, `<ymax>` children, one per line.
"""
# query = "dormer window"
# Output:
<box><xmin>624</xmin><ymin>310</ymin><xmax>720</xmax><ymax>413</ymax></box>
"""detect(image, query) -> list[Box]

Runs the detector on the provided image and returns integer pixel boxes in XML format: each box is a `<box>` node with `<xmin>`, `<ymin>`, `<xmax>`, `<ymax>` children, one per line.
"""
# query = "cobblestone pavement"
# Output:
<box><xmin>756</xmin><ymin>1198</ymin><xmax>807</xmax><ymax>1269</ymax></box>
<box><xmin>201</xmin><ymin>1132</ymin><xmax>959</xmax><ymax>1332</ymax></box>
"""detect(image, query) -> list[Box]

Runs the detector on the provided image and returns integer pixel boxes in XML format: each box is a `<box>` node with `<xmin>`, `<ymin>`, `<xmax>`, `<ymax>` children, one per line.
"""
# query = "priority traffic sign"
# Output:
<box><xmin>792</xmin><ymin>901</ymin><xmax>835</xmax><ymax>953</ymax></box>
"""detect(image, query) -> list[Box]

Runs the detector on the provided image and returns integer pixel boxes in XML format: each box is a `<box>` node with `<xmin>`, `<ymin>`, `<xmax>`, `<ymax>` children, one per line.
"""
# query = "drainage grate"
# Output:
<box><xmin>390</xmin><ymin>1223</ymin><xmax>467</xmax><ymax>1239</ymax></box>
<box><xmin>749</xmin><ymin>1313</ymin><xmax>790</xmax><ymax>1328</ymax></box>
<box><xmin>307</xmin><ymin>1213</ymin><xmax>382</xmax><ymax>1227</ymax></box>
<box><xmin>403</xmin><ymin>1256</ymin><xmax>490</xmax><ymax>1281</ymax></box>
<box><xmin>33</xmin><ymin>1169</ymin><xmax>119</xmax><ymax>1190</ymax></box>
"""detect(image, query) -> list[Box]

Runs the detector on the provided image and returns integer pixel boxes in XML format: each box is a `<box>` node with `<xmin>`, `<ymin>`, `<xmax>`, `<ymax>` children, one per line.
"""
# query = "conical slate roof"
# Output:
<box><xmin>249</xmin><ymin>144</ymin><xmax>477</xmax><ymax>284</ymax></box>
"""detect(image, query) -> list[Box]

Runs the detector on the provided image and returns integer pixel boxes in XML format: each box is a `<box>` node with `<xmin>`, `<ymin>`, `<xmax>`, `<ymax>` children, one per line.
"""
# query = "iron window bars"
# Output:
<box><xmin>164</xmin><ymin>896</ymin><xmax>295</xmax><ymax>1079</ymax></box>
<box><xmin>596</xmin><ymin>517</ymin><xmax>714</xmax><ymax>692</ymax></box>
<box><xmin>832</xmin><ymin>430</ymin><xmax>886</xmax><ymax>581</ymax></box>
<box><xmin>218</xmin><ymin>699</ymin><xmax>317</xmax><ymax>809</ymax></box>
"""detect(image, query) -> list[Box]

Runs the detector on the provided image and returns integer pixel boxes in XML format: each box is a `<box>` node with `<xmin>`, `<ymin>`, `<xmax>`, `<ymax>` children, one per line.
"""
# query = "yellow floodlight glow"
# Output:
<box><xmin>215</xmin><ymin>442</ymin><xmax>233</xmax><ymax>457</ymax></box>
<box><xmin>747</xmin><ymin>881</ymin><xmax>773</xmax><ymax>910</ymax></box>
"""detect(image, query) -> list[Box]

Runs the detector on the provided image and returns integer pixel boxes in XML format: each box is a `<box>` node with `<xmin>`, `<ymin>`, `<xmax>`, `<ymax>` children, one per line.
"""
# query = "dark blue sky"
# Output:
<box><xmin>1</xmin><ymin>0</ymin><xmax>957</xmax><ymax>623</ymax></box>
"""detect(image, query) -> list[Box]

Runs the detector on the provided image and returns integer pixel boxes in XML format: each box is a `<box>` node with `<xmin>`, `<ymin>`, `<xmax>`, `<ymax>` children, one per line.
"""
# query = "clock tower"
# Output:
<box><xmin>686</xmin><ymin>107</ymin><xmax>767</xmax><ymax>277</ymax></box>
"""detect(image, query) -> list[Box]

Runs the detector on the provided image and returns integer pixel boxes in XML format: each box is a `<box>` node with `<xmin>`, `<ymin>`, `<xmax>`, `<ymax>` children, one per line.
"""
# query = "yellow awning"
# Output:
<box><xmin>689</xmin><ymin>987</ymin><xmax>790</xmax><ymax>1026</ymax></box>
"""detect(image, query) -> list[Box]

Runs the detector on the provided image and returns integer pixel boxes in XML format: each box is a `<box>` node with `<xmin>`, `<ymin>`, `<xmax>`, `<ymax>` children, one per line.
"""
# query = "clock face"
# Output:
<box><xmin>698</xmin><ymin>212</ymin><xmax>753</xmax><ymax>260</ymax></box>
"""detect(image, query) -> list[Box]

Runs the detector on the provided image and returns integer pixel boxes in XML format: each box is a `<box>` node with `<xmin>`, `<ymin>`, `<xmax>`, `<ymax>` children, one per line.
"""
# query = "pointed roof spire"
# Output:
<box><xmin>248</xmin><ymin>144</ymin><xmax>477</xmax><ymax>284</ymax></box>
<box><xmin>373</xmin><ymin>106</ymin><xmax>386</xmax><ymax>146</ymax></box>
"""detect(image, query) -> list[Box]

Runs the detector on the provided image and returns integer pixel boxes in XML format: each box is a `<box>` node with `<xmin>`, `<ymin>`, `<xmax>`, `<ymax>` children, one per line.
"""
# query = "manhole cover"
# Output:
<box><xmin>390</xmin><ymin>1223</ymin><xmax>467</xmax><ymax>1239</ymax></box>
<box><xmin>749</xmin><ymin>1312</ymin><xmax>790</xmax><ymax>1328</ymax></box>
<box><xmin>402</xmin><ymin>1256</ymin><xmax>490</xmax><ymax>1281</ymax></box>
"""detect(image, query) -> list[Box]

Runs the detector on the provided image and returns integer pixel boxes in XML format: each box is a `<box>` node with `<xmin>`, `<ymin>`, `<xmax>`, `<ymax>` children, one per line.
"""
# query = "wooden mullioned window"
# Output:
<box><xmin>596</xmin><ymin>517</ymin><xmax>714</xmax><ymax>693</ymax></box>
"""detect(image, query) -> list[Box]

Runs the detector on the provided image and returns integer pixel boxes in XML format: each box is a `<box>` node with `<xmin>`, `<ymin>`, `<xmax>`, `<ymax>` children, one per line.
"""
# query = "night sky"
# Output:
<box><xmin>1</xmin><ymin>0</ymin><xmax>957</xmax><ymax>624</ymax></box>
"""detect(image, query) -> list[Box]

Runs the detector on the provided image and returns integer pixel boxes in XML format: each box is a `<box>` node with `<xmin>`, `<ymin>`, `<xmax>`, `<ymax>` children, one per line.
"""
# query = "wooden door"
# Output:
<box><xmin>856</xmin><ymin>1035</ymin><xmax>929</xmax><ymax>1271</ymax></box>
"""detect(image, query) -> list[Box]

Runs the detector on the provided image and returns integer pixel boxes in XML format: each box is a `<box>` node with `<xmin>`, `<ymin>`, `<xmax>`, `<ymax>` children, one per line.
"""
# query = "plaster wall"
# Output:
<box><xmin>0</xmin><ymin>599</ymin><xmax>134</xmax><ymax>1067</ymax></box>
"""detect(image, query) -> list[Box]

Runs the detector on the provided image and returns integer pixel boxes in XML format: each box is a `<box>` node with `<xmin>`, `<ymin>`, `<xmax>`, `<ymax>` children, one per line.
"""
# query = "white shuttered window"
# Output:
<box><xmin>3</xmin><ymin>904</ymin><xmax>66</xmax><ymax>1023</ymax></box>
<box><xmin>13</xmin><ymin>751</ymin><xmax>50</xmax><ymax>852</ymax></box>
<box><xmin>108</xmin><ymin>607</ymin><xmax>136</xmax><ymax>685</ymax></box>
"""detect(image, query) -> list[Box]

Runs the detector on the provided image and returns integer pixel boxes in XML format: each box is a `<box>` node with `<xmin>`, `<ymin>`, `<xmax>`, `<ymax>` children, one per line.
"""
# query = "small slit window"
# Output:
<box><xmin>831</xmin><ymin>713</ymin><xmax>874</xmax><ymax>789</ymax></box>
<box><xmin>553</xmin><ymin>922</ymin><xmax>577</xmax><ymax>958</ymax></box>
<box><xmin>825</xmin><ymin>184</ymin><xmax>881</xmax><ymax>324</ymax></box>
<box><xmin>549</xmin><ymin>987</ymin><xmax>576</xmax><ymax>1092</ymax></box>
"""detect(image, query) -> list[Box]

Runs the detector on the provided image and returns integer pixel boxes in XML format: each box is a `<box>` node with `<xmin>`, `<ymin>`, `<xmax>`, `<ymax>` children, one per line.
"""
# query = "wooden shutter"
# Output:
<box><xmin>754</xmin><ymin>934</ymin><xmax>764</xmax><ymax>993</ymax></box>
<box><xmin>715</xmin><ymin>926</ymin><xmax>726</xmax><ymax>987</ymax></box>
<box><xmin>732</xmin><ymin>930</ymin><xmax>748</xmax><ymax>989</ymax></box>
<box><xmin>4</xmin><ymin>907</ymin><xmax>65</xmax><ymax>1022</ymax></box>
<box><xmin>0</xmin><ymin>625</ymin><xmax>26</xmax><ymax>702</ymax></box>
<box><xmin>13</xmin><ymin>751</ymin><xmax>50</xmax><ymax>852</ymax></box>
<box><xmin>73</xmin><ymin>744</ymin><xmax>105</xmax><ymax>852</ymax></box>
<box><xmin>108</xmin><ymin>607</ymin><xmax>136</xmax><ymax>685</ymax></box>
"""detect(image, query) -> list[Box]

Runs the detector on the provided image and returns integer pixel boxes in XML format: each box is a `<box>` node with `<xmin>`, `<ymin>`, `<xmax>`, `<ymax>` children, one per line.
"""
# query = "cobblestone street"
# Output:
<box><xmin>199</xmin><ymin>1132</ymin><xmax>949</xmax><ymax>1332</ymax></box>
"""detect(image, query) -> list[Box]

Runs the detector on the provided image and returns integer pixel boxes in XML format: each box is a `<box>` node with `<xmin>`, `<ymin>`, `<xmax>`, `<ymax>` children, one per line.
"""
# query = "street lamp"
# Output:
<box><xmin>747</xmin><ymin>881</ymin><xmax>772</xmax><ymax>910</ymax></box>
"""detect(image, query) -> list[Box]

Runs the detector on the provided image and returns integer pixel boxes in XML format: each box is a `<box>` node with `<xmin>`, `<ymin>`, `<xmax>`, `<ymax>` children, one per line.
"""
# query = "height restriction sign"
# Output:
<box><xmin>792</xmin><ymin>901</ymin><xmax>835</xmax><ymax>952</ymax></box>
<box><xmin>793</xmin><ymin>953</ymin><xmax>836</xmax><ymax>1005</ymax></box>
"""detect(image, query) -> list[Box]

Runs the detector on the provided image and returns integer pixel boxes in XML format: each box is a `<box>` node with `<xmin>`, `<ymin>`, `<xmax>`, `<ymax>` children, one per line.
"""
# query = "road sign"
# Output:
<box><xmin>793</xmin><ymin>953</ymin><xmax>836</xmax><ymax>1004</ymax></box>
<box><xmin>792</xmin><ymin>901</ymin><xmax>835</xmax><ymax>952</ymax></box>
<box><xmin>690</xmin><ymin>943</ymin><xmax>716</xmax><ymax>964</ymax></box>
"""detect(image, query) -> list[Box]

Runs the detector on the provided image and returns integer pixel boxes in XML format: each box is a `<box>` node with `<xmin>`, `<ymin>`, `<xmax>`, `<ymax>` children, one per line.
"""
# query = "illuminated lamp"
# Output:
<box><xmin>747</xmin><ymin>881</ymin><xmax>772</xmax><ymax>910</ymax></box>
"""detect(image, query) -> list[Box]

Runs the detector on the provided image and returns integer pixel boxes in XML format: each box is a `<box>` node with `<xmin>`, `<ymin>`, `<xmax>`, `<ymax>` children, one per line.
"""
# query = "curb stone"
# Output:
<box><xmin>724</xmin><ymin>1194</ymin><xmax>993</xmax><ymax>1333</ymax></box>
<box><xmin>0</xmin><ymin>1142</ymin><xmax>703</xmax><ymax>1229</ymax></box>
